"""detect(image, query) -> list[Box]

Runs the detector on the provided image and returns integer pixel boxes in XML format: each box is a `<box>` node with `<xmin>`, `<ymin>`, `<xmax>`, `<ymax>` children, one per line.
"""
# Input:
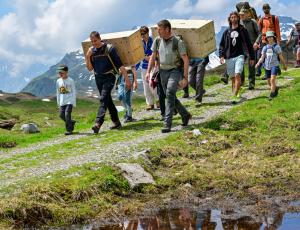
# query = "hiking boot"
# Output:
<box><xmin>221</xmin><ymin>76</ymin><xmax>228</xmax><ymax>85</ymax></box>
<box><xmin>173</xmin><ymin>109</ymin><xmax>178</xmax><ymax>116</ymax></box>
<box><xmin>65</xmin><ymin>131</ymin><xmax>73</xmax><ymax>135</ymax></box>
<box><xmin>182</xmin><ymin>113</ymin><xmax>192</xmax><ymax>126</ymax></box>
<box><xmin>92</xmin><ymin>123</ymin><xmax>101</xmax><ymax>134</ymax></box>
<box><xmin>231</xmin><ymin>95</ymin><xmax>240</xmax><ymax>104</ymax></box>
<box><xmin>274</xmin><ymin>87</ymin><xmax>279</xmax><ymax>97</ymax></box>
<box><xmin>110</xmin><ymin>121</ymin><xmax>122</xmax><ymax>130</ymax></box>
<box><xmin>248</xmin><ymin>85</ymin><xmax>255</xmax><ymax>90</ymax></box>
<box><xmin>161</xmin><ymin>125</ymin><xmax>171</xmax><ymax>133</ymax></box>
<box><xmin>71</xmin><ymin>120</ymin><xmax>76</xmax><ymax>131</ymax></box>
<box><xmin>269</xmin><ymin>92</ymin><xmax>276</xmax><ymax>101</ymax></box>
<box><xmin>124</xmin><ymin>116</ymin><xmax>136</xmax><ymax>123</ymax></box>
<box><xmin>156</xmin><ymin>101</ymin><xmax>160</xmax><ymax>109</ymax></box>
<box><xmin>182</xmin><ymin>92</ymin><xmax>189</xmax><ymax>98</ymax></box>
<box><xmin>146</xmin><ymin>105</ymin><xmax>154</xmax><ymax>111</ymax></box>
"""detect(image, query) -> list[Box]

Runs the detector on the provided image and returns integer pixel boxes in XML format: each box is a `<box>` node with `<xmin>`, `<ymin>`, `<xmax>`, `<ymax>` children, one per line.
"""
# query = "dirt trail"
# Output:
<box><xmin>0</xmin><ymin>77</ymin><xmax>294</xmax><ymax>189</ymax></box>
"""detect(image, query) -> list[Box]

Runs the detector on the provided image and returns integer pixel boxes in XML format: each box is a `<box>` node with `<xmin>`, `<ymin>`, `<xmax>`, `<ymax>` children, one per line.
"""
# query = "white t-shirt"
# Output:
<box><xmin>56</xmin><ymin>77</ymin><xmax>76</xmax><ymax>107</ymax></box>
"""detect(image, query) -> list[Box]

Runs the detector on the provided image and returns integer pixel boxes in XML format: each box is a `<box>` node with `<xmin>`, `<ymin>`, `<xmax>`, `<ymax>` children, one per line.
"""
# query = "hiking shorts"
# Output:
<box><xmin>265</xmin><ymin>66</ymin><xmax>280</xmax><ymax>78</ymax></box>
<box><xmin>226</xmin><ymin>55</ymin><xmax>244</xmax><ymax>77</ymax></box>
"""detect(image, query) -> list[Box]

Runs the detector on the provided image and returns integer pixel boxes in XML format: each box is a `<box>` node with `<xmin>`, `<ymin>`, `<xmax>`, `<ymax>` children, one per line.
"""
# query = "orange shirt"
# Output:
<box><xmin>258</xmin><ymin>15</ymin><xmax>281</xmax><ymax>44</ymax></box>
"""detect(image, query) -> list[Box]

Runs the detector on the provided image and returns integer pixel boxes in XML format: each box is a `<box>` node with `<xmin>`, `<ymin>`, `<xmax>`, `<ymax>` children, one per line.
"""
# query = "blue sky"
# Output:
<box><xmin>0</xmin><ymin>0</ymin><xmax>299</xmax><ymax>88</ymax></box>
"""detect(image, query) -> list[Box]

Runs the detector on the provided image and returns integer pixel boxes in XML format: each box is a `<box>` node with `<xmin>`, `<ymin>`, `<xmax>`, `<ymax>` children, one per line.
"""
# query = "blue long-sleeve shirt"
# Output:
<box><xmin>136</xmin><ymin>37</ymin><xmax>153</xmax><ymax>70</ymax></box>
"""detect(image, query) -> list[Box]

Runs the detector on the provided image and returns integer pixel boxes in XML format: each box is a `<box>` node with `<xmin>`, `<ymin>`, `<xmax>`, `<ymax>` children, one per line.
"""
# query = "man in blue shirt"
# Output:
<box><xmin>138</xmin><ymin>26</ymin><xmax>159</xmax><ymax>110</ymax></box>
<box><xmin>86</xmin><ymin>31</ymin><xmax>131</xmax><ymax>133</ymax></box>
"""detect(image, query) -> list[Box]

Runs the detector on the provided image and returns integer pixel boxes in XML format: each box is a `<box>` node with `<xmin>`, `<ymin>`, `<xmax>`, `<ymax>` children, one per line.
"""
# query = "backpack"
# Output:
<box><xmin>259</xmin><ymin>15</ymin><xmax>277</xmax><ymax>37</ymax></box>
<box><xmin>236</xmin><ymin>2</ymin><xmax>258</xmax><ymax>21</ymax></box>
<box><xmin>262</xmin><ymin>44</ymin><xmax>281</xmax><ymax>73</ymax></box>
<box><xmin>155</xmin><ymin>35</ymin><xmax>188</xmax><ymax>69</ymax></box>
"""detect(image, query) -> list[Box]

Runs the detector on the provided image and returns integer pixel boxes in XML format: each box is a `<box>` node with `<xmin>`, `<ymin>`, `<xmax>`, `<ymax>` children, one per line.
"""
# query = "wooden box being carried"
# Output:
<box><xmin>151</xmin><ymin>19</ymin><xmax>216</xmax><ymax>58</ymax></box>
<box><xmin>82</xmin><ymin>29</ymin><xmax>144</xmax><ymax>66</ymax></box>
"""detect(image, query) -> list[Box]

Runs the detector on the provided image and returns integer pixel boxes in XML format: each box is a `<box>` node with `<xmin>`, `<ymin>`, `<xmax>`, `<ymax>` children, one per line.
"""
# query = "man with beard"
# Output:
<box><xmin>219</xmin><ymin>11</ymin><xmax>255</xmax><ymax>104</ymax></box>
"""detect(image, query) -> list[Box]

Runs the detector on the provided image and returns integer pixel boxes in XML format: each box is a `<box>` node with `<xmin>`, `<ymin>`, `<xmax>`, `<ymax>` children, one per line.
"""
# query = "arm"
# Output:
<box><xmin>71</xmin><ymin>80</ymin><xmax>76</xmax><ymax>107</ymax></box>
<box><xmin>119</xmin><ymin>66</ymin><xmax>131</xmax><ymax>90</ymax></box>
<box><xmin>180</xmin><ymin>54</ymin><xmax>189</xmax><ymax>88</ymax></box>
<box><xmin>56</xmin><ymin>81</ymin><xmax>60</xmax><ymax>107</ymax></box>
<box><xmin>278</xmin><ymin>53</ymin><xmax>287</xmax><ymax>70</ymax></box>
<box><xmin>131</xmin><ymin>66</ymin><xmax>138</xmax><ymax>90</ymax></box>
<box><xmin>219</xmin><ymin>31</ymin><xmax>226</xmax><ymax>64</ymax></box>
<box><xmin>243</xmin><ymin>28</ymin><xmax>255</xmax><ymax>63</ymax></box>
<box><xmin>275</xmin><ymin>16</ymin><xmax>281</xmax><ymax>43</ymax></box>
<box><xmin>146</xmin><ymin>51</ymin><xmax>157</xmax><ymax>81</ymax></box>
<box><xmin>85</xmin><ymin>47</ymin><xmax>94</xmax><ymax>71</ymax></box>
<box><xmin>255</xmin><ymin>18</ymin><xmax>263</xmax><ymax>45</ymax></box>
<box><xmin>255</xmin><ymin>52</ymin><xmax>265</xmax><ymax>68</ymax></box>
<box><xmin>253</xmin><ymin>21</ymin><xmax>261</xmax><ymax>50</ymax></box>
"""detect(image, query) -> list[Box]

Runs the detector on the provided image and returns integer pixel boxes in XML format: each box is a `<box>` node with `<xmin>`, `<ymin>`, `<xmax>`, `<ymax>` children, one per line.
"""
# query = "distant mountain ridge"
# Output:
<box><xmin>22</xmin><ymin>15</ymin><xmax>298</xmax><ymax>97</ymax></box>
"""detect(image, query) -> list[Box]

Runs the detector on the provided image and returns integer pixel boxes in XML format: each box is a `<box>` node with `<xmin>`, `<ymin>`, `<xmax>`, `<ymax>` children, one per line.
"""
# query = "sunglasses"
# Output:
<box><xmin>140</xmin><ymin>32</ymin><xmax>147</xmax><ymax>36</ymax></box>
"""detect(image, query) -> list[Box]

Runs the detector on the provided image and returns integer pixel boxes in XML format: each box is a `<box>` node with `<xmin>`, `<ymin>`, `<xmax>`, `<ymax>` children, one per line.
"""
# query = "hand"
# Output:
<box><xmin>249</xmin><ymin>60</ymin><xmax>255</xmax><ymax>66</ymax></box>
<box><xmin>179</xmin><ymin>78</ymin><xmax>188</xmax><ymax>89</ymax></box>
<box><xmin>255</xmin><ymin>63</ymin><xmax>259</xmax><ymax>69</ymax></box>
<box><xmin>125</xmin><ymin>79</ymin><xmax>131</xmax><ymax>90</ymax></box>
<box><xmin>220</xmin><ymin>57</ymin><xmax>225</xmax><ymax>64</ymax></box>
<box><xmin>133</xmin><ymin>81</ymin><xmax>138</xmax><ymax>90</ymax></box>
<box><xmin>145</xmin><ymin>72</ymin><xmax>151</xmax><ymax>82</ymax></box>
<box><xmin>253</xmin><ymin>43</ymin><xmax>259</xmax><ymax>50</ymax></box>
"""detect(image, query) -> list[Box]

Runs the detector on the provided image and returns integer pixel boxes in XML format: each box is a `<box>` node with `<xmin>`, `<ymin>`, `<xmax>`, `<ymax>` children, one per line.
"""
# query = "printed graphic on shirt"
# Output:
<box><xmin>231</xmin><ymin>31</ymin><xmax>239</xmax><ymax>46</ymax></box>
<box><xmin>59</xmin><ymin>86</ymin><xmax>70</xmax><ymax>94</ymax></box>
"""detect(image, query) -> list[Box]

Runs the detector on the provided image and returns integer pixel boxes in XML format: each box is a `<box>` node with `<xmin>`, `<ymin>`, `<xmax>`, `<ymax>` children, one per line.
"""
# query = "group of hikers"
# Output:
<box><xmin>56</xmin><ymin>2</ymin><xmax>300</xmax><ymax>135</ymax></box>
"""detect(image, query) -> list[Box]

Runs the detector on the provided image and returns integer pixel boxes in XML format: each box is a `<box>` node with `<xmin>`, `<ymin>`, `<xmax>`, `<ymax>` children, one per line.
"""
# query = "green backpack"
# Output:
<box><xmin>155</xmin><ymin>35</ymin><xmax>188</xmax><ymax>69</ymax></box>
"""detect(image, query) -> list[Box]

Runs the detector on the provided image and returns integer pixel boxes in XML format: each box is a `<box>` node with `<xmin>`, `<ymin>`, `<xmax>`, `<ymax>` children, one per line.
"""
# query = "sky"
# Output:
<box><xmin>0</xmin><ymin>0</ymin><xmax>299</xmax><ymax>87</ymax></box>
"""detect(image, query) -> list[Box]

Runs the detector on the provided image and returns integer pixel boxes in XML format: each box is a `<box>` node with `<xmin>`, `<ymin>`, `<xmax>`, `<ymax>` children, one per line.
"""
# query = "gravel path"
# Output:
<box><xmin>0</xmin><ymin>77</ymin><xmax>294</xmax><ymax>189</ymax></box>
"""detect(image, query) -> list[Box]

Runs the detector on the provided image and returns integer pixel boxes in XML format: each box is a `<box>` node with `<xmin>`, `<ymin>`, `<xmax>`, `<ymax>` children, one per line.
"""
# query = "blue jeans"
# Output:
<box><xmin>160</xmin><ymin>69</ymin><xmax>189</xmax><ymax>127</ymax></box>
<box><xmin>118</xmin><ymin>75</ymin><xmax>133</xmax><ymax>118</ymax></box>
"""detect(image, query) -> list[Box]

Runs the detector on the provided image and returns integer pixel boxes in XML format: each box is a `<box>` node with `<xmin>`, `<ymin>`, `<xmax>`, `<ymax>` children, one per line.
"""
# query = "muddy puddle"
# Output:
<box><xmin>75</xmin><ymin>208</ymin><xmax>300</xmax><ymax>230</ymax></box>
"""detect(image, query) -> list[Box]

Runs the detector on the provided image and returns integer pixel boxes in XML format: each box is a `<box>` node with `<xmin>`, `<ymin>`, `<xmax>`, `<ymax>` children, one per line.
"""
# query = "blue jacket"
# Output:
<box><xmin>137</xmin><ymin>37</ymin><xmax>153</xmax><ymax>70</ymax></box>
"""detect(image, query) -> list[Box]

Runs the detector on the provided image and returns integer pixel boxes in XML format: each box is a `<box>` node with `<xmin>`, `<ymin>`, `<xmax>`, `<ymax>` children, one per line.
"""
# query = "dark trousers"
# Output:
<box><xmin>189</xmin><ymin>57</ymin><xmax>209</xmax><ymax>102</ymax></box>
<box><xmin>160</xmin><ymin>69</ymin><xmax>189</xmax><ymax>127</ymax></box>
<box><xmin>157</xmin><ymin>73</ymin><xmax>166</xmax><ymax>117</ymax></box>
<box><xmin>95</xmin><ymin>75</ymin><xmax>119</xmax><ymax>125</ymax></box>
<box><xmin>241</xmin><ymin>52</ymin><xmax>257</xmax><ymax>87</ymax></box>
<box><xmin>59</xmin><ymin>104</ymin><xmax>73</xmax><ymax>132</ymax></box>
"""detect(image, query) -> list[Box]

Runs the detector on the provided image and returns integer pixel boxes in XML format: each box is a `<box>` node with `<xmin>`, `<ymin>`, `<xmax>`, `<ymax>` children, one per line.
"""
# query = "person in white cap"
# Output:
<box><xmin>256</xmin><ymin>31</ymin><xmax>287</xmax><ymax>100</ymax></box>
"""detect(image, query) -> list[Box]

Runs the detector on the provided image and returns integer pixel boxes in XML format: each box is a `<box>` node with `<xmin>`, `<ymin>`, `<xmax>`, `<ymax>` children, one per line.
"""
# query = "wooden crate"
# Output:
<box><xmin>82</xmin><ymin>29</ymin><xmax>144</xmax><ymax>66</ymax></box>
<box><xmin>151</xmin><ymin>19</ymin><xmax>216</xmax><ymax>58</ymax></box>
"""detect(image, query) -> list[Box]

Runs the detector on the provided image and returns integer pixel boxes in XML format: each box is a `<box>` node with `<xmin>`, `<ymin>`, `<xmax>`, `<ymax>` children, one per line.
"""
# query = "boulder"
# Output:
<box><xmin>0</xmin><ymin>119</ymin><xmax>16</xmax><ymax>130</ymax></box>
<box><xmin>20</xmin><ymin>123</ymin><xmax>40</xmax><ymax>134</ymax></box>
<box><xmin>116</xmin><ymin>163</ymin><xmax>155</xmax><ymax>189</ymax></box>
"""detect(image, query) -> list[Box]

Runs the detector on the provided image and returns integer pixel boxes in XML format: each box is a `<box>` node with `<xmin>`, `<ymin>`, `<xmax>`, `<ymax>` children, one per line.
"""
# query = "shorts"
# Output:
<box><xmin>265</xmin><ymin>66</ymin><xmax>280</xmax><ymax>78</ymax></box>
<box><xmin>226</xmin><ymin>55</ymin><xmax>244</xmax><ymax>77</ymax></box>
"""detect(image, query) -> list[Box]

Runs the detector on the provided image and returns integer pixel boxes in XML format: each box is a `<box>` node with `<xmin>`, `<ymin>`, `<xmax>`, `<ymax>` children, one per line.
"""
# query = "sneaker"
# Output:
<box><xmin>262</xmin><ymin>75</ymin><xmax>268</xmax><ymax>80</ymax></box>
<box><xmin>110</xmin><ymin>121</ymin><xmax>122</xmax><ymax>130</ymax></box>
<box><xmin>182</xmin><ymin>113</ymin><xmax>192</xmax><ymax>126</ymax></box>
<box><xmin>173</xmin><ymin>109</ymin><xmax>178</xmax><ymax>116</ymax></box>
<box><xmin>231</xmin><ymin>95</ymin><xmax>239</xmax><ymax>104</ymax></box>
<box><xmin>182</xmin><ymin>92</ymin><xmax>189</xmax><ymax>98</ymax></box>
<box><xmin>274</xmin><ymin>87</ymin><xmax>279</xmax><ymax>97</ymax></box>
<box><xmin>146</xmin><ymin>105</ymin><xmax>154</xmax><ymax>111</ymax></box>
<box><xmin>65</xmin><ymin>131</ymin><xmax>73</xmax><ymax>135</ymax></box>
<box><xmin>92</xmin><ymin>123</ymin><xmax>101</xmax><ymax>134</ymax></box>
<box><xmin>161</xmin><ymin>125</ymin><xmax>171</xmax><ymax>133</ymax></box>
<box><xmin>124</xmin><ymin>116</ymin><xmax>136</xmax><ymax>123</ymax></box>
<box><xmin>237</xmin><ymin>88</ymin><xmax>244</xmax><ymax>98</ymax></box>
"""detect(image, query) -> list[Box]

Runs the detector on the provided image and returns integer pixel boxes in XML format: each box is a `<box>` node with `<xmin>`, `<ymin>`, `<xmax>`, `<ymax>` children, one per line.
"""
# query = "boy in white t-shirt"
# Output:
<box><xmin>56</xmin><ymin>65</ymin><xmax>76</xmax><ymax>135</ymax></box>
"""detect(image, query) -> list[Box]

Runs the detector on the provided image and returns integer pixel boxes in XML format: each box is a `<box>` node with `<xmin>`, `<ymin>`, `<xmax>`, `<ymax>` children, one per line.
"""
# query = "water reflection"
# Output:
<box><xmin>82</xmin><ymin>208</ymin><xmax>300</xmax><ymax>230</ymax></box>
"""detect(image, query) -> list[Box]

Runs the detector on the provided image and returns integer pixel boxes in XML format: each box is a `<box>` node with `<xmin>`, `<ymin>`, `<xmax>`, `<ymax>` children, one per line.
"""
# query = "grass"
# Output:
<box><xmin>0</xmin><ymin>69</ymin><xmax>299</xmax><ymax>228</ymax></box>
